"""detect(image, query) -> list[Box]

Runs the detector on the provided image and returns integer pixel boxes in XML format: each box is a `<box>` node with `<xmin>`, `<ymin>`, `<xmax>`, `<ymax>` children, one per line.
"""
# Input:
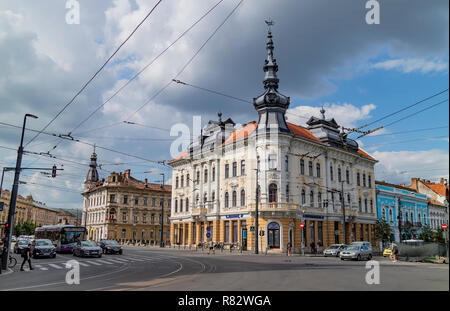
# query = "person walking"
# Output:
<box><xmin>287</xmin><ymin>242</ymin><xmax>292</xmax><ymax>256</ymax></box>
<box><xmin>310</xmin><ymin>241</ymin><xmax>315</xmax><ymax>254</ymax></box>
<box><xmin>392</xmin><ymin>243</ymin><xmax>398</xmax><ymax>262</ymax></box>
<box><xmin>20</xmin><ymin>242</ymin><xmax>33</xmax><ymax>271</ymax></box>
<box><xmin>207</xmin><ymin>240</ymin><xmax>214</xmax><ymax>255</ymax></box>
<box><xmin>316</xmin><ymin>241</ymin><xmax>321</xmax><ymax>255</ymax></box>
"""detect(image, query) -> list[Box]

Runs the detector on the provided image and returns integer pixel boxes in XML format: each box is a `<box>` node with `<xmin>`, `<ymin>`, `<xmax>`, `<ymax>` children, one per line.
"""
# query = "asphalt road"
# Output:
<box><xmin>1</xmin><ymin>246</ymin><xmax>448</xmax><ymax>291</ymax></box>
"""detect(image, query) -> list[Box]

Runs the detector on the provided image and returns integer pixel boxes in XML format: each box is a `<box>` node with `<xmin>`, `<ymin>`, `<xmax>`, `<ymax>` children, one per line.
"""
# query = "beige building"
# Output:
<box><xmin>169</xmin><ymin>27</ymin><xmax>378</xmax><ymax>253</ymax></box>
<box><xmin>1</xmin><ymin>190</ymin><xmax>58</xmax><ymax>236</ymax></box>
<box><xmin>56</xmin><ymin>209</ymin><xmax>79</xmax><ymax>226</ymax></box>
<box><xmin>82</xmin><ymin>152</ymin><xmax>172</xmax><ymax>244</ymax></box>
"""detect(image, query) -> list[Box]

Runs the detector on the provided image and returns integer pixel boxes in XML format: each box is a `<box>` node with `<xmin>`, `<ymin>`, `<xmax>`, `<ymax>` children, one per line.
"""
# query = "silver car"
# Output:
<box><xmin>340</xmin><ymin>245</ymin><xmax>372</xmax><ymax>261</ymax></box>
<box><xmin>73</xmin><ymin>241</ymin><xmax>102</xmax><ymax>258</ymax></box>
<box><xmin>323</xmin><ymin>244</ymin><xmax>347</xmax><ymax>257</ymax></box>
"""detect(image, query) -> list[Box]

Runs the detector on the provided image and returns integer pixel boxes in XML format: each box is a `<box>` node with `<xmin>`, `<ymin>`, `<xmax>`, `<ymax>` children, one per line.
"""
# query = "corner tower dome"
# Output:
<box><xmin>253</xmin><ymin>20</ymin><xmax>291</xmax><ymax>134</ymax></box>
<box><xmin>85</xmin><ymin>151</ymin><xmax>99</xmax><ymax>183</ymax></box>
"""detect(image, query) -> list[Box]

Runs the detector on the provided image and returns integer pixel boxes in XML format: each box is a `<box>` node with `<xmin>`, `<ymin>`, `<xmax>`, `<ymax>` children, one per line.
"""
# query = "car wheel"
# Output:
<box><xmin>98</xmin><ymin>254</ymin><xmax>102</xmax><ymax>258</ymax></box>
<box><xmin>340</xmin><ymin>258</ymin><xmax>344</xmax><ymax>260</ymax></box>
<box><xmin>119</xmin><ymin>250</ymin><xmax>123</xmax><ymax>255</ymax></box>
<box><xmin>357</xmin><ymin>255</ymin><xmax>361</xmax><ymax>261</ymax></box>
<box><xmin>368</xmin><ymin>254</ymin><xmax>372</xmax><ymax>260</ymax></box>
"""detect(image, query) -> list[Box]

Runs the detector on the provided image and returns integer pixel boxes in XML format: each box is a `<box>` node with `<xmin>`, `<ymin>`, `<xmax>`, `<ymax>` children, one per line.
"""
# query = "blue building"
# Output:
<box><xmin>375</xmin><ymin>181</ymin><xmax>429</xmax><ymax>242</ymax></box>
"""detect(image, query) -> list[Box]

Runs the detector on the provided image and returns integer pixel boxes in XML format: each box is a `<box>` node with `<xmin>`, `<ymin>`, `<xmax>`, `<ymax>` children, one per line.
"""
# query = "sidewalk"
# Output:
<box><xmin>0</xmin><ymin>268</ymin><xmax>13</xmax><ymax>276</ymax></box>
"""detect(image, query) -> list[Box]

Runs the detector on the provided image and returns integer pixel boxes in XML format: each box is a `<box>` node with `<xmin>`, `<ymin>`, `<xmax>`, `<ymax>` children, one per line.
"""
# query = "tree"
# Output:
<box><xmin>374</xmin><ymin>219</ymin><xmax>392</xmax><ymax>244</ymax></box>
<box><xmin>419</xmin><ymin>225</ymin><xmax>433</xmax><ymax>242</ymax></box>
<box><xmin>12</xmin><ymin>222</ymin><xmax>35</xmax><ymax>236</ymax></box>
<box><xmin>432</xmin><ymin>228</ymin><xmax>446</xmax><ymax>243</ymax></box>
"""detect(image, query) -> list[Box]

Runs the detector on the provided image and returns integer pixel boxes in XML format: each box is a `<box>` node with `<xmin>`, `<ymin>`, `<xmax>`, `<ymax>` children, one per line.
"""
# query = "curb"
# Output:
<box><xmin>0</xmin><ymin>268</ymin><xmax>13</xmax><ymax>276</ymax></box>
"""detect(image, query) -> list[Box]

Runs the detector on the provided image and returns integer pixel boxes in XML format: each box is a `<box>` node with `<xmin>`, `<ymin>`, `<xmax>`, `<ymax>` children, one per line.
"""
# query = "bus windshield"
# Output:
<box><xmin>62</xmin><ymin>229</ymin><xmax>85</xmax><ymax>245</ymax></box>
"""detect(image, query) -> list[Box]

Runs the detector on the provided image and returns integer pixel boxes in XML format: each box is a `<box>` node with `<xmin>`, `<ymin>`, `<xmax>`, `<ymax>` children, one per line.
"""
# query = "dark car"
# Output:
<box><xmin>99</xmin><ymin>240</ymin><xmax>123</xmax><ymax>254</ymax></box>
<box><xmin>14</xmin><ymin>239</ymin><xmax>30</xmax><ymax>254</ymax></box>
<box><xmin>32</xmin><ymin>239</ymin><xmax>56</xmax><ymax>258</ymax></box>
<box><xmin>73</xmin><ymin>241</ymin><xmax>102</xmax><ymax>258</ymax></box>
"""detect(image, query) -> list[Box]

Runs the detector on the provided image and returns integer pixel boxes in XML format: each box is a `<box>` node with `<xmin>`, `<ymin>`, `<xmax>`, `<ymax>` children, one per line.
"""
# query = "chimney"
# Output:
<box><xmin>124</xmin><ymin>169</ymin><xmax>131</xmax><ymax>178</ymax></box>
<box><xmin>144</xmin><ymin>178</ymin><xmax>148</xmax><ymax>185</ymax></box>
<box><xmin>440</xmin><ymin>178</ymin><xmax>445</xmax><ymax>185</ymax></box>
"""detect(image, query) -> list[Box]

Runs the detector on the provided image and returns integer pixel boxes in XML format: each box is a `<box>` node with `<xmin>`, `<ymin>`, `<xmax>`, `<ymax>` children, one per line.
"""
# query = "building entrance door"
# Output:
<box><xmin>268</xmin><ymin>222</ymin><xmax>280</xmax><ymax>249</ymax></box>
<box><xmin>241</xmin><ymin>228</ymin><xmax>247</xmax><ymax>250</ymax></box>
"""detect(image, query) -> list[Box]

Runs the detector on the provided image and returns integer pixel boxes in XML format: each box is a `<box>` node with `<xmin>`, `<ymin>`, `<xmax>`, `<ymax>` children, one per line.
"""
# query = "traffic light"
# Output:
<box><xmin>52</xmin><ymin>165</ymin><xmax>57</xmax><ymax>178</ymax></box>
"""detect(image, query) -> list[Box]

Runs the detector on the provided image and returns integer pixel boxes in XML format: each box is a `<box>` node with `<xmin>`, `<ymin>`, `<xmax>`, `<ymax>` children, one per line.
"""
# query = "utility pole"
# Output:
<box><xmin>340</xmin><ymin>181</ymin><xmax>347</xmax><ymax>244</ymax></box>
<box><xmin>2</xmin><ymin>114</ymin><xmax>38</xmax><ymax>270</ymax></box>
<box><xmin>160</xmin><ymin>173</ymin><xmax>165</xmax><ymax>247</ymax></box>
<box><xmin>254</xmin><ymin>168</ymin><xmax>259</xmax><ymax>255</ymax></box>
<box><xmin>398</xmin><ymin>200</ymin><xmax>402</xmax><ymax>243</ymax></box>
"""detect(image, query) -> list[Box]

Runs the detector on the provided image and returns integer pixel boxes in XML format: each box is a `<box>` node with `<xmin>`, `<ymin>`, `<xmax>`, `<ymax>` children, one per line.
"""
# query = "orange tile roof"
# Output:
<box><xmin>170</xmin><ymin>121</ymin><xmax>376</xmax><ymax>162</ymax></box>
<box><xmin>428</xmin><ymin>199</ymin><xmax>446</xmax><ymax>207</ymax></box>
<box><xmin>223</xmin><ymin>121</ymin><xmax>258</xmax><ymax>145</ymax></box>
<box><xmin>423</xmin><ymin>181</ymin><xmax>449</xmax><ymax>198</ymax></box>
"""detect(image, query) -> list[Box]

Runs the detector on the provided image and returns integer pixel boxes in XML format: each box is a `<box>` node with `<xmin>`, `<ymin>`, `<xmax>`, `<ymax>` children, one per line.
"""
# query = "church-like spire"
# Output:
<box><xmin>85</xmin><ymin>148</ymin><xmax>99</xmax><ymax>184</ymax></box>
<box><xmin>253</xmin><ymin>20</ymin><xmax>291</xmax><ymax>134</ymax></box>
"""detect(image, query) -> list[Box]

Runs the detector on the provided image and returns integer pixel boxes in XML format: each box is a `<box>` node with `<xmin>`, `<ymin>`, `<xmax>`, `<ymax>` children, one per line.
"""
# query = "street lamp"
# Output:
<box><xmin>160</xmin><ymin>173</ymin><xmax>165</xmax><ymax>247</ymax></box>
<box><xmin>301</xmin><ymin>206</ymin><xmax>307</xmax><ymax>256</ymax></box>
<box><xmin>2</xmin><ymin>113</ymin><xmax>38</xmax><ymax>270</ymax></box>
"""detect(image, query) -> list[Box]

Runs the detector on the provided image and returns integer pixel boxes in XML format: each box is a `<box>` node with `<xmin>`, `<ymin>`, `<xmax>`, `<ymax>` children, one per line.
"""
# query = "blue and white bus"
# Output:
<box><xmin>35</xmin><ymin>225</ymin><xmax>86</xmax><ymax>252</ymax></box>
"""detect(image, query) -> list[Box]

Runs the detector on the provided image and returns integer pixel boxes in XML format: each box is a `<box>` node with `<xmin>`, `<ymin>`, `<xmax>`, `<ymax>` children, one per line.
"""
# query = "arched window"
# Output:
<box><xmin>204</xmin><ymin>193</ymin><xmax>207</xmax><ymax>203</ymax></box>
<box><xmin>176</xmin><ymin>177</ymin><xmax>179</xmax><ymax>188</ymax></box>
<box><xmin>204</xmin><ymin>169</ymin><xmax>208</xmax><ymax>183</ymax></box>
<box><xmin>185</xmin><ymin>198</ymin><xmax>189</xmax><ymax>212</ymax></box>
<box><xmin>180</xmin><ymin>199</ymin><xmax>183</xmax><ymax>211</ymax></box>
<box><xmin>181</xmin><ymin>175</ymin><xmax>184</xmax><ymax>187</ymax></box>
<box><xmin>318</xmin><ymin>191</ymin><xmax>322</xmax><ymax>208</ymax></box>
<box><xmin>268</xmin><ymin>184</ymin><xmax>278</xmax><ymax>203</ymax></box>
<box><xmin>308</xmin><ymin>161</ymin><xmax>313</xmax><ymax>176</ymax></box>
<box><xmin>286</xmin><ymin>185</ymin><xmax>290</xmax><ymax>202</ymax></box>
<box><xmin>232</xmin><ymin>191</ymin><xmax>237</xmax><ymax>207</ymax></box>
<box><xmin>225</xmin><ymin>192</ymin><xmax>229</xmax><ymax>208</ymax></box>
<box><xmin>300</xmin><ymin>159</ymin><xmax>305</xmax><ymax>175</ymax></box>
<box><xmin>175</xmin><ymin>200</ymin><xmax>178</xmax><ymax>213</ymax></box>
<box><xmin>359</xmin><ymin>198</ymin><xmax>362</xmax><ymax>212</ymax></box>
<box><xmin>389</xmin><ymin>208</ymin><xmax>393</xmax><ymax>222</ymax></box>
<box><xmin>301</xmin><ymin>189</ymin><xmax>306</xmax><ymax>205</ymax></box>
<box><xmin>240</xmin><ymin>189</ymin><xmax>245</xmax><ymax>206</ymax></box>
<box><xmin>364</xmin><ymin>199</ymin><xmax>368</xmax><ymax>213</ymax></box>
<box><xmin>310</xmin><ymin>191</ymin><xmax>314</xmax><ymax>207</ymax></box>
<box><xmin>316</xmin><ymin>163</ymin><xmax>321</xmax><ymax>178</ymax></box>
<box><xmin>357</xmin><ymin>173</ymin><xmax>360</xmax><ymax>186</ymax></box>
<box><xmin>338</xmin><ymin>167</ymin><xmax>342</xmax><ymax>182</ymax></box>
<box><xmin>330</xmin><ymin>165</ymin><xmax>334</xmax><ymax>181</ymax></box>
<box><xmin>212</xmin><ymin>191</ymin><xmax>215</xmax><ymax>202</ymax></box>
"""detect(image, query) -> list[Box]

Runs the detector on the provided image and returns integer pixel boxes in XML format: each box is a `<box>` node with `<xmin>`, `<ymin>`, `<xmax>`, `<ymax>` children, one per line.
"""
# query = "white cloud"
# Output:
<box><xmin>372</xmin><ymin>58</ymin><xmax>449</xmax><ymax>74</ymax></box>
<box><xmin>286</xmin><ymin>102</ymin><xmax>376</xmax><ymax>128</ymax></box>
<box><xmin>373</xmin><ymin>149</ymin><xmax>449</xmax><ymax>184</ymax></box>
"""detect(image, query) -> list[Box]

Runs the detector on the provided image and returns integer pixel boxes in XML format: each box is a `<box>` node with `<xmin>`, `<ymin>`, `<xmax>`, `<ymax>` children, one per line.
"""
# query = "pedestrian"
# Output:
<box><xmin>287</xmin><ymin>242</ymin><xmax>292</xmax><ymax>256</ymax></box>
<box><xmin>316</xmin><ymin>241</ymin><xmax>321</xmax><ymax>255</ymax></box>
<box><xmin>207</xmin><ymin>240</ymin><xmax>214</xmax><ymax>255</ymax></box>
<box><xmin>20</xmin><ymin>242</ymin><xmax>33</xmax><ymax>271</ymax></box>
<box><xmin>310</xmin><ymin>241</ymin><xmax>315</xmax><ymax>254</ymax></box>
<box><xmin>392</xmin><ymin>243</ymin><xmax>398</xmax><ymax>262</ymax></box>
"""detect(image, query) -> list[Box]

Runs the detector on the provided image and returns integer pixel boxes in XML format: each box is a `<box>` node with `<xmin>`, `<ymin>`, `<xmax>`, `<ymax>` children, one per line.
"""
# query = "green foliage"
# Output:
<box><xmin>432</xmin><ymin>228</ymin><xmax>446</xmax><ymax>243</ymax></box>
<box><xmin>13</xmin><ymin>221</ymin><xmax>36</xmax><ymax>236</ymax></box>
<box><xmin>374</xmin><ymin>219</ymin><xmax>392</xmax><ymax>243</ymax></box>
<box><xmin>419</xmin><ymin>225</ymin><xmax>433</xmax><ymax>242</ymax></box>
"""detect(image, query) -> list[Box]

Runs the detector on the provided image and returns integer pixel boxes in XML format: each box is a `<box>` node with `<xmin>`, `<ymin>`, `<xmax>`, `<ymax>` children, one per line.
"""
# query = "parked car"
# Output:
<box><xmin>323</xmin><ymin>244</ymin><xmax>347</xmax><ymax>257</ymax></box>
<box><xmin>73</xmin><ymin>241</ymin><xmax>102</xmax><ymax>258</ymax></box>
<box><xmin>32</xmin><ymin>239</ymin><xmax>56</xmax><ymax>258</ymax></box>
<box><xmin>350</xmin><ymin>241</ymin><xmax>372</xmax><ymax>250</ymax></box>
<box><xmin>99</xmin><ymin>240</ymin><xmax>123</xmax><ymax>254</ymax></box>
<box><xmin>340</xmin><ymin>245</ymin><xmax>372</xmax><ymax>261</ymax></box>
<box><xmin>14</xmin><ymin>239</ymin><xmax>30</xmax><ymax>254</ymax></box>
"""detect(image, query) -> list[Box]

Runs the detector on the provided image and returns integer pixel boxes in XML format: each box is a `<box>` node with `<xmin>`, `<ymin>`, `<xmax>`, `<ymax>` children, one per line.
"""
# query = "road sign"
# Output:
<box><xmin>442</xmin><ymin>224</ymin><xmax>448</xmax><ymax>230</ymax></box>
<box><xmin>300</xmin><ymin>223</ymin><xmax>305</xmax><ymax>228</ymax></box>
<box><xmin>250</xmin><ymin>226</ymin><xmax>255</xmax><ymax>232</ymax></box>
<box><xmin>206</xmin><ymin>227</ymin><xmax>210</xmax><ymax>231</ymax></box>
<box><xmin>206</xmin><ymin>232</ymin><xmax>211</xmax><ymax>238</ymax></box>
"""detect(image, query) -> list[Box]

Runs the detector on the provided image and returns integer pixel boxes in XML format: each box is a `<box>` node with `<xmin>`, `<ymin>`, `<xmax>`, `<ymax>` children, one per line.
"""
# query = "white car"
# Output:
<box><xmin>340</xmin><ymin>245</ymin><xmax>372</xmax><ymax>261</ymax></box>
<box><xmin>323</xmin><ymin>244</ymin><xmax>347</xmax><ymax>257</ymax></box>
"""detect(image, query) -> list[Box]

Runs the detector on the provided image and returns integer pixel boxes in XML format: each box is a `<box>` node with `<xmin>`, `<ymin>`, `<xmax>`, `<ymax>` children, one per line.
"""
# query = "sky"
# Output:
<box><xmin>0</xmin><ymin>0</ymin><xmax>448</xmax><ymax>211</ymax></box>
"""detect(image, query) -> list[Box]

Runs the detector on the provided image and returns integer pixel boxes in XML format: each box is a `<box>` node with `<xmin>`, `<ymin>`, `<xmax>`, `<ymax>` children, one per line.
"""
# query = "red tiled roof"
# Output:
<box><xmin>170</xmin><ymin>121</ymin><xmax>376</xmax><ymax>162</ymax></box>
<box><xmin>423</xmin><ymin>182</ymin><xmax>449</xmax><ymax>198</ymax></box>
<box><xmin>428</xmin><ymin>199</ymin><xmax>446</xmax><ymax>207</ymax></box>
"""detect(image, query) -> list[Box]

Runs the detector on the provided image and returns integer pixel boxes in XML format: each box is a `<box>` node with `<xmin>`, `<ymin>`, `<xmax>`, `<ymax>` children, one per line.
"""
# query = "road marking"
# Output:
<box><xmin>111</xmin><ymin>258</ymin><xmax>129</xmax><ymax>262</ymax></box>
<box><xmin>106</xmin><ymin>259</ymin><xmax>126</xmax><ymax>264</ymax></box>
<box><xmin>85</xmin><ymin>260</ymin><xmax>102</xmax><ymax>266</ymax></box>
<box><xmin>76</xmin><ymin>262</ymin><xmax>90</xmax><ymax>267</ymax></box>
<box><xmin>96</xmin><ymin>259</ymin><xmax>113</xmax><ymax>265</ymax></box>
<box><xmin>48</xmin><ymin>264</ymin><xmax>63</xmax><ymax>269</ymax></box>
<box><xmin>34</xmin><ymin>265</ymin><xmax>48</xmax><ymax>271</ymax></box>
<box><xmin>127</xmin><ymin>257</ymin><xmax>145</xmax><ymax>262</ymax></box>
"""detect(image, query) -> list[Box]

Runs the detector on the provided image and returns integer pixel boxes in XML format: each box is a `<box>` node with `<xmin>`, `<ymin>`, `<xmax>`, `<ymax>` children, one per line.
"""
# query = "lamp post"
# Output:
<box><xmin>2</xmin><ymin>114</ymin><xmax>38</xmax><ymax>270</ymax></box>
<box><xmin>160</xmin><ymin>173</ymin><xmax>165</xmax><ymax>247</ymax></box>
<box><xmin>300</xmin><ymin>206</ymin><xmax>306</xmax><ymax>256</ymax></box>
<box><xmin>254</xmin><ymin>168</ymin><xmax>259</xmax><ymax>254</ymax></box>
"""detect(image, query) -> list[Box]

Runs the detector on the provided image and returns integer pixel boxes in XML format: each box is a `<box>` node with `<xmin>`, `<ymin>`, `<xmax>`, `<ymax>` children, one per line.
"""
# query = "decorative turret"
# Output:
<box><xmin>85</xmin><ymin>148</ymin><xmax>99</xmax><ymax>184</ymax></box>
<box><xmin>253</xmin><ymin>20</ymin><xmax>291</xmax><ymax>134</ymax></box>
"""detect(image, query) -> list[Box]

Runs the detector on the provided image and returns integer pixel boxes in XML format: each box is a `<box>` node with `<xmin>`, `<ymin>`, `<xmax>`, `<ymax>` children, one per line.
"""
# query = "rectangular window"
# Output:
<box><xmin>134</xmin><ymin>197</ymin><xmax>139</xmax><ymax>205</ymax></box>
<box><xmin>142</xmin><ymin>213</ymin><xmax>147</xmax><ymax>223</ymax></box>
<box><xmin>225</xmin><ymin>221</ymin><xmax>230</xmax><ymax>243</ymax></box>
<box><xmin>268</xmin><ymin>154</ymin><xmax>277</xmax><ymax>170</ymax></box>
<box><xmin>143</xmin><ymin>197</ymin><xmax>148</xmax><ymax>206</ymax></box>
<box><xmin>232</xmin><ymin>221</ymin><xmax>238</xmax><ymax>243</ymax></box>
<box><xmin>232</xmin><ymin>162</ymin><xmax>237</xmax><ymax>177</ymax></box>
<box><xmin>109</xmin><ymin>194</ymin><xmax>115</xmax><ymax>203</ymax></box>
<box><xmin>152</xmin><ymin>198</ymin><xmax>156</xmax><ymax>206</ymax></box>
<box><xmin>241</xmin><ymin>160</ymin><xmax>245</xmax><ymax>175</ymax></box>
<box><xmin>134</xmin><ymin>213</ymin><xmax>138</xmax><ymax>223</ymax></box>
<box><xmin>225</xmin><ymin>164</ymin><xmax>229</xmax><ymax>178</ymax></box>
<box><xmin>346</xmin><ymin>169</ymin><xmax>350</xmax><ymax>184</ymax></box>
<box><xmin>285</xmin><ymin>156</ymin><xmax>289</xmax><ymax>172</ymax></box>
<box><xmin>122</xmin><ymin>212</ymin><xmax>127</xmax><ymax>222</ymax></box>
<box><xmin>308</xmin><ymin>161</ymin><xmax>313</xmax><ymax>176</ymax></box>
<box><xmin>212</xmin><ymin>168</ymin><xmax>215</xmax><ymax>182</ymax></box>
<box><xmin>187</xmin><ymin>174</ymin><xmax>190</xmax><ymax>186</ymax></box>
<box><xmin>123</xmin><ymin>195</ymin><xmax>128</xmax><ymax>204</ymax></box>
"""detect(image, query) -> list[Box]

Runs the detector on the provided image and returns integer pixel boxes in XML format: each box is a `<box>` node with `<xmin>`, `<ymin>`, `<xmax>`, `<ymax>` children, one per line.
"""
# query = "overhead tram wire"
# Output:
<box><xmin>24</xmin><ymin>0</ymin><xmax>164</xmax><ymax>148</ymax></box>
<box><xmin>67</xmin><ymin>0</ymin><xmax>226</xmax><ymax>138</ymax></box>
<box><xmin>358</xmin><ymin>88</ymin><xmax>448</xmax><ymax>130</ymax></box>
<box><xmin>125</xmin><ymin>0</ymin><xmax>245</xmax><ymax>122</ymax></box>
<box><xmin>359</xmin><ymin>125</ymin><xmax>449</xmax><ymax>138</ymax></box>
<box><xmin>171</xmin><ymin>79</ymin><xmax>310</xmax><ymax>120</ymax></box>
<box><xmin>364</xmin><ymin>135</ymin><xmax>449</xmax><ymax>148</ymax></box>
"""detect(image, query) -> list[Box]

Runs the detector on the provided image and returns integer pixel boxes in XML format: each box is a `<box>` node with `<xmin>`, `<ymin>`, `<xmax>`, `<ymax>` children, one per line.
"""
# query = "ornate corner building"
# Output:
<box><xmin>82</xmin><ymin>152</ymin><xmax>172</xmax><ymax>243</ymax></box>
<box><xmin>169</xmin><ymin>25</ymin><xmax>378</xmax><ymax>253</ymax></box>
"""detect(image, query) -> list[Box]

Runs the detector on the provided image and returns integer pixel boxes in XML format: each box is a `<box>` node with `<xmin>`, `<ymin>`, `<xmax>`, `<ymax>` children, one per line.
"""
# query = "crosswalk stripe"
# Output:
<box><xmin>34</xmin><ymin>265</ymin><xmax>48</xmax><ymax>271</ymax></box>
<box><xmin>111</xmin><ymin>258</ymin><xmax>129</xmax><ymax>262</ymax></box>
<box><xmin>85</xmin><ymin>260</ymin><xmax>102</xmax><ymax>266</ymax></box>
<box><xmin>48</xmin><ymin>264</ymin><xmax>63</xmax><ymax>269</ymax></box>
<box><xmin>96</xmin><ymin>259</ymin><xmax>113</xmax><ymax>265</ymax></box>
<box><xmin>77</xmin><ymin>262</ymin><xmax>90</xmax><ymax>267</ymax></box>
<box><xmin>128</xmin><ymin>257</ymin><xmax>145</xmax><ymax>262</ymax></box>
<box><xmin>106</xmin><ymin>259</ymin><xmax>126</xmax><ymax>264</ymax></box>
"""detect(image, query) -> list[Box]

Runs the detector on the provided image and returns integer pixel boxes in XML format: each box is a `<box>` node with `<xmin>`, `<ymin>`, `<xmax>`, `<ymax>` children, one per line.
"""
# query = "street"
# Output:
<box><xmin>1</xmin><ymin>246</ymin><xmax>448</xmax><ymax>291</ymax></box>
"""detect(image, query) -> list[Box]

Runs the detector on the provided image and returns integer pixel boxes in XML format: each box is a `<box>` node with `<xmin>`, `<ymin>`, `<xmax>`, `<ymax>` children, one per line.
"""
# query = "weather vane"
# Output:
<box><xmin>265</xmin><ymin>19</ymin><xmax>274</xmax><ymax>31</ymax></box>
